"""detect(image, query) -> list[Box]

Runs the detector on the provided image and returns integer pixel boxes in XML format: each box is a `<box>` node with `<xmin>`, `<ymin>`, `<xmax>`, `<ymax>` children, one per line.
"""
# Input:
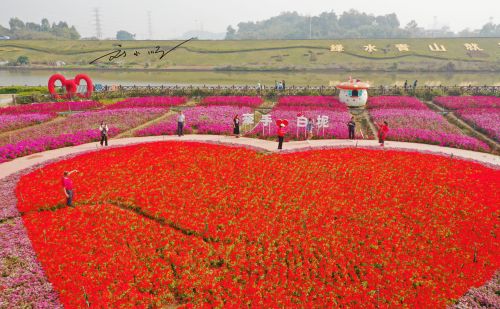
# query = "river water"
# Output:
<box><xmin>1</xmin><ymin>69</ymin><xmax>499</xmax><ymax>87</ymax></box>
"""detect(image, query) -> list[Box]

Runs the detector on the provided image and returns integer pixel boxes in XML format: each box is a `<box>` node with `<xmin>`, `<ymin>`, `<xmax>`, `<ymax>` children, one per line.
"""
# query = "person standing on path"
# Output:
<box><xmin>99</xmin><ymin>122</ymin><xmax>109</xmax><ymax>146</ymax></box>
<box><xmin>347</xmin><ymin>116</ymin><xmax>356</xmax><ymax>140</ymax></box>
<box><xmin>233</xmin><ymin>114</ymin><xmax>240</xmax><ymax>138</ymax></box>
<box><xmin>306</xmin><ymin>118</ymin><xmax>314</xmax><ymax>140</ymax></box>
<box><xmin>404</xmin><ymin>80</ymin><xmax>408</xmax><ymax>91</ymax></box>
<box><xmin>277</xmin><ymin>122</ymin><xmax>287</xmax><ymax>150</ymax></box>
<box><xmin>377</xmin><ymin>121</ymin><xmax>389</xmax><ymax>146</ymax></box>
<box><xmin>62</xmin><ymin>170</ymin><xmax>78</xmax><ymax>207</ymax></box>
<box><xmin>177</xmin><ymin>110</ymin><xmax>185</xmax><ymax>137</ymax></box>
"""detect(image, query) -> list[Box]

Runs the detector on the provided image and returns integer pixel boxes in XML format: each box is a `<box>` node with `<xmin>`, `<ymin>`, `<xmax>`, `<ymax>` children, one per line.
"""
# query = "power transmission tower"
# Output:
<box><xmin>309</xmin><ymin>15</ymin><xmax>312</xmax><ymax>39</ymax></box>
<box><xmin>306</xmin><ymin>14</ymin><xmax>312</xmax><ymax>39</ymax></box>
<box><xmin>147</xmin><ymin>11</ymin><xmax>153</xmax><ymax>40</ymax></box>
<box><xmin>93</xmin><ymin>8</ymin><xmax>102</xmax><ymax>39</ymax></box>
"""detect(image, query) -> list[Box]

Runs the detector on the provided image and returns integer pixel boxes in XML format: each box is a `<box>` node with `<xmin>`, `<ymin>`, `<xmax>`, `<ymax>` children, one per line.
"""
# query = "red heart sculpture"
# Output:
<box><xmin>276</xmin><ymin>119</ymin><xmax>289</xmax><ymax>127</ymax></box>
<box><xmin>16</xmin><ymin>142</ymin><xmax>500</xmax><ymax>307</ymax></box>
<box><xmin>74</xmin><ymin>74</ymin><xmax>94</xmax><ymax>99</ymax></box>
<box><xmin>48</xmin><ymin>73</ymin><xmax>93</xmax><ymax>99</ymax></box>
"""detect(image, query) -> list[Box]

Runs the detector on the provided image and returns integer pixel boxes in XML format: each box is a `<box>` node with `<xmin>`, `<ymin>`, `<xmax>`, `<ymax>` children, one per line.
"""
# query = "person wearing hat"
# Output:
<box><xmin>277</xmin><ymin>122</ymin><xmax>287</xmax><ymax>150</ymax></box>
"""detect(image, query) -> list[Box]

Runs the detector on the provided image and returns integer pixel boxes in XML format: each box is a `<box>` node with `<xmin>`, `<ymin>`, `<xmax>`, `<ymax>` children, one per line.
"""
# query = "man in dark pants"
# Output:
<box><xmin>277</xmin><ymin>123</ymin><xmax>286</xmax><ymax>149</ymax></box>
<box><xmin>177</xmin><ymin>110</ymin><xmax>185</xmax><ymax>136</ymax></box>
<box><xmin>99</xmin><ymin>122</ymin><xmax>108</xmax><ymax>146</ymax></box>
<box><xmin>347</xmin><ymin>116</ymin><xmax>356</xmax><ymax>140</ymax></box>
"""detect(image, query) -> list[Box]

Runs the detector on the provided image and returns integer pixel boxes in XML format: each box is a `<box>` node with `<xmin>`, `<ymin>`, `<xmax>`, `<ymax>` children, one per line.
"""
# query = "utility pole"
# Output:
<box><xmin>308</xmin><ymin>14</ymin><xmax>312</xmax><ymax>39</ymax></box>
<box><xmin>93</xmin><ymin>8</ymin><xmax>102</xmax><ymax>39</ymax></box>
<box><xmin>148</xmin><ymin>11</ymin><xmax>153</xmax><ymax>40</ymax></box>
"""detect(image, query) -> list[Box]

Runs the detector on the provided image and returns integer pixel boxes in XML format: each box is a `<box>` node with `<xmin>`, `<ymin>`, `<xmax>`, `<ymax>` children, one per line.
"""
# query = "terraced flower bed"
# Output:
<box><xmin>367</xmin><ymin>96</ymin><xmax>489</xmax><ymax>151</ymax></box>
<box><xmin>106</xmin><ymin>96</ymin><xmax>187</xmax><ymax>109</ymax></box>
<box><xmin>135</xmin><ymin>105</ymin><xmax>253</xmax><ymax>136</ymax></box>
<box><xmin>0</xmin><ymin>108</ymin><xmax>166</xmax><ymax>162</ymax></box>
<box><xmin>0</xmin><ymin>113</ymin><xmax>56</xmax><ymax>133</ymax></box>
<box><xmin>200</xmin><ymin>96</ymin><xmax>263</xmax><ymax>108</ymax></box>
<box><xmin>0</xmin><ymin>101</ymin><xmax>101</xmax><ymax>114</ymax></box>
<box><xmin>249</xmin><ymin>96</ymin><xmax>353</xmax><ymax>140</ymax></box>
<box><xmin>434</xmin><ymin>96</ymin><xmax>500</xmax><ymax>142</ymax></box>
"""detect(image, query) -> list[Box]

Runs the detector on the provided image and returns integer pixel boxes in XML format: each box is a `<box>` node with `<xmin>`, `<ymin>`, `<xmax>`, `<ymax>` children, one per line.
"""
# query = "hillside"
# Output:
<box><xmin>0</xmin><ymin>38</ymin><xmax>499</xmax><ymax>72</ymax></box>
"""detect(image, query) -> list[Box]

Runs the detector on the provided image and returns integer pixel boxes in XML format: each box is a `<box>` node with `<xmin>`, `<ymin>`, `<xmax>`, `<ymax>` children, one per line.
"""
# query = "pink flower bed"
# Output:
<box><xmin>434</xmin><ymin>96</ymin><xmax>499</xmax><ymax>110</ymax></box>
<box><xmin>0</xmin><ymin>114</ymin><xmax>56</xmax><ymax>133</ymax></box>
<box><xmin>0</xmin><ymin>101</ymin><xmax>102</xmax><ymax>115</ymax></box>
<box><xmin>0</xmin><ymin>108</ymin><xmax>166</xmax><ymax>162</ymax></box>
<box><xmin>251</xmin><ymin>109</ymin><xmax>351</xmax><ymax>140</ymax></box>
<box><xmin>136</xmin><ymin>105</ymin><xmax>253</xmax><ymax>136</ymax></box>
<box><xmin>277</xmin><ymin>96</ymin><xmax>347</xmax><ymax>110</ymax></box>
<box><xmin>368</xmin><ymin>96</ymin><xmax>489</xmax><ymax>151</ymax></box>
<box><xmin>106</xmin><ymin>96</ymin><xmax>187</xmax><ymax>109</ymax></box>
<box><xmin>434</xmin><ymin>97</ymin><xmax>500</xmax><ymax>142</ymax></box>
<box><xmin>367</xmin><ymin>96</ymin><xmax>429</xmax><ymax>110</ymax></box>
<box><xmin>248</xmin><ymin>97</ymin><xmax>353</xmax><ymax>140</ymax></box>
<box><xmin>455</xmin><ymin>108</ymin><xmax>500</xmax><ymax>142</ymax></box>
<box><xmin>200</xmin><ymin>96</ymin><xmax>263</xmax><ymax>108</ymax></box>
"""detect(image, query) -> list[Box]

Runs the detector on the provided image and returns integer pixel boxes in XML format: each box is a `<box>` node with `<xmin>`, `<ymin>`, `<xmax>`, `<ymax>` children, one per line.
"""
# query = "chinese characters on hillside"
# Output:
<box><xmin>330</xmin><ymin>42</ymin><xmax>490</xmax><ymax>54</ymax></box>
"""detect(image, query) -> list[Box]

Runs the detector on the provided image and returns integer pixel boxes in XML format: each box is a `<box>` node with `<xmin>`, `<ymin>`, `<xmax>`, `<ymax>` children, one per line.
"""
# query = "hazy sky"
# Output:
<box><xmin>1</xmin><ymin>0</ymin><xmax>498</xmax><ymax>39</ymax></box>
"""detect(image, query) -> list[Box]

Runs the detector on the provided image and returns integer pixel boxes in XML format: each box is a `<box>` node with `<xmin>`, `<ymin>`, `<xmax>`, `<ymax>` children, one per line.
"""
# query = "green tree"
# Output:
<box><xmin>225</xmin><ymin>26</ymin><xmax>236</xmax><ymax>39</ymax></box>
<box><xmin>116</xmin><ymin>30</ymin><xmax>135</xmax><ymax>40</ymax></box>
<box><xmin>41</xmin><ymin>18</ymin><xmax>50</xmax><ymax>31</ymax></box>
<box><xmin>9</xmin><ymin>17</ymin><xmax>25</xmax><ymax>31</ymax></box>
<box><xmin>26</xmin><ymin>22</ymin><xmax>41</xmax><ymax>32</ymax></box>
<box><xmin>16</xmin><ymin>56</ymin><xmax>29</xmax><ymax>65</ymax></box>
<box><xmin>479</xmin><ymin>22</ymin><xmax>500</xmax><ymax>37</ymax></box>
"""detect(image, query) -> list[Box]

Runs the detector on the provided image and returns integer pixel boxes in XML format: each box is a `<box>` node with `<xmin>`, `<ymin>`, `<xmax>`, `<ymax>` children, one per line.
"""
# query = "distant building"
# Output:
<box><xmin>0</xmin><ymin>36</ymin><xmax>10</xmax><ymax>40</ymax></box>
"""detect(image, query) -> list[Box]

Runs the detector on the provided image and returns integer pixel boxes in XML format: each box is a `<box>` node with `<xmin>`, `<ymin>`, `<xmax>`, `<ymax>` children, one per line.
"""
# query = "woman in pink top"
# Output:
<box><xmin>62</xmin><ymin>170</ymin><xmax>78</xmax><ymax>206</ymax></box>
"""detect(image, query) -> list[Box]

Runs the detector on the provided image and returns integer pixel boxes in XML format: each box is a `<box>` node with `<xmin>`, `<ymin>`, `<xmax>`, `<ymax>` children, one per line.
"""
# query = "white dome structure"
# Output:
<box><xmin>337</xmin><ymin>79</ymin><xmax>370</xmax><ymax>107</ymax></box>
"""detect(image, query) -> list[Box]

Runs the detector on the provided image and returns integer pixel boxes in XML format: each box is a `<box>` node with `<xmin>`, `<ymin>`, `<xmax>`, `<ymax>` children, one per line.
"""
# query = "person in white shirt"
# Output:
<box><xmin>99</xmin><ymin>122</ymin><xmax>109</xmax><ymax>146</ymax></box>
<box><xmin>177</xmin><ymin>111</ymin><xmax>185</xmax><ymax>136</ymax></box>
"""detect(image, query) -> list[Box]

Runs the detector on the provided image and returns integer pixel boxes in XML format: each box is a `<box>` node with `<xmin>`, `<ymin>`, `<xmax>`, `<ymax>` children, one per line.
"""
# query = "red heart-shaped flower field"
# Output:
<box><xmin>17</xmin><ymin>142</ymin><xmax>499</xmax><ymax>308</ymax></box>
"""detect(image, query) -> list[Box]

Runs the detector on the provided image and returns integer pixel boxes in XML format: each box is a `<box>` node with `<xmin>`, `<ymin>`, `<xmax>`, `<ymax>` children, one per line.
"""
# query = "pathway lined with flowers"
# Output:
<box><xmin>0</xmin><ymin>135</ymin><xmax>498</xmax><ymax>180</ymax></box>
<box><xmin>424</xmin><ymin>100</ymin><xmax>499</xmax><ymax>151</ymax></box>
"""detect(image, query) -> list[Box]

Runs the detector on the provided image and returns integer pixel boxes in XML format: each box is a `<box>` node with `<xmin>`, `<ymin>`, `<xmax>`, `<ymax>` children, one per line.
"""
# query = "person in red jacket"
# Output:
<box><xmin>277</xmin><ymin>123</ymin><xmax>287</xmax><ymax>150</ymax></box>
<box><xmin>377</xmin><ymin>121</ymin><xmax>389</xmax><ymax>146</ymax></box>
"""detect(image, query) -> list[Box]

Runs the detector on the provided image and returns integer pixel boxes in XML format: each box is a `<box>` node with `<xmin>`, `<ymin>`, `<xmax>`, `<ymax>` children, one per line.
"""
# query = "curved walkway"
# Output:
<box><xmin>1</xmin><ymin>136</ymin><xmax>499</xmax><ymax>179</ymax></box>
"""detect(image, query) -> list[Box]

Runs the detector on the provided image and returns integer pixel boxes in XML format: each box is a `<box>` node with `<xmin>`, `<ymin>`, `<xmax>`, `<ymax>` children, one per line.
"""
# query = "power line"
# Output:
<box><xmin>93</xmin><ymin>8</ymin><xmax>102</xmax><ymax>39</ymax></box>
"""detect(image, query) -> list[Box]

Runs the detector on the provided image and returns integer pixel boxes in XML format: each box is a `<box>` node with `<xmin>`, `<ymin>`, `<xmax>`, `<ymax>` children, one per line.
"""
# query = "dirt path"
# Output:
<box><xmin>113</xmin><ymin>101</ymin><xmax>197</xmax><ymax>139</ymax></box>
<box><xmin>349</xmin><ymin>108</ymin><xmax>376</xmax><ymax>140</ymax></box>
<box><xmin>113</xmin><ymin>111</ymin><xmax>175</xmax><ymax>139</ymax></box>
<box><xmin>424</xmin><ymin>100</ymin><xmax>499</xmax><ymax>153</ymax></box>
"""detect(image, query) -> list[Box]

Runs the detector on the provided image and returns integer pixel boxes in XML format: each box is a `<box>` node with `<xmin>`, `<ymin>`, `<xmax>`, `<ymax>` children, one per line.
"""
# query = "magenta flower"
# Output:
<box><xmin>368</xmin><ymin>96</ymin><xmax>490</xmax><ymax>151</ymax></box>
<box><xmin>200</xmin><ymin>96</ymin><xmax>263</xmax><ymax>108</ymax></box>
<box><xmin>0</xmin><ymin>101</ymin><xmax>101</xmax><ymax>115</ymax></box>
<box><xmin>106</xmin><ymin>96</ymin><xmax>187</xmax><ymax>109</ymax></box>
